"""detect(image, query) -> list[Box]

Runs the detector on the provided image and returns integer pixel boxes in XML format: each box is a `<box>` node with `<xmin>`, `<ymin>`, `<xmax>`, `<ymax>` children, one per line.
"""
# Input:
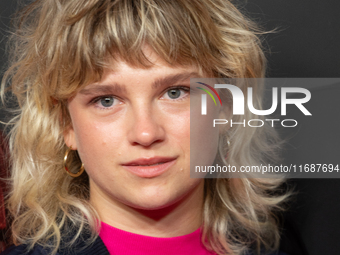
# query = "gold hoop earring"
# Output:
<box><xmin>218</xmin><ymin>135</ymin><xmax>231</xmax><ymax>161</ymax></box>
<box><xmin>63</xmin><ymin>146</ymin><xmax>85</xmax><ymax>177</ymax></box>
<box><xmin>225</xmin><ymin>137</ymin><xmax>231</xmax><ymax>160</ymax></box>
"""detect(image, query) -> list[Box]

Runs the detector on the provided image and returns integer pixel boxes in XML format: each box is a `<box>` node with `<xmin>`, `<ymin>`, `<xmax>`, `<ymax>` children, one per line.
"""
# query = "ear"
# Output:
<box><xmin>63</xmin><ymin>124</ymin><xmax>77</xmax><ymax>150</ymax></box>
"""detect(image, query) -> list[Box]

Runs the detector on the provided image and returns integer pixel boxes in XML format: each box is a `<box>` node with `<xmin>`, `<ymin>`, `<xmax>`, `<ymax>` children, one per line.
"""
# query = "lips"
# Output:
<box><xmin>122</xmin><ymin>156</ymin><xmax>177</xmax><ymax>178</ymax></box>
<box><xmin>123</xmin><ymin>157</ymin><xmax>176</xmax><ymax>166</ymax></box>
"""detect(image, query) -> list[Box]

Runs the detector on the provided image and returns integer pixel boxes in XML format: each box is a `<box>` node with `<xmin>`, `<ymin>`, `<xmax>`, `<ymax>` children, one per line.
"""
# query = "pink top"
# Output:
<box><xmin>99</xmin><ymin>221</ymin><xmax>216</xmax><ymax>255</ymax></box>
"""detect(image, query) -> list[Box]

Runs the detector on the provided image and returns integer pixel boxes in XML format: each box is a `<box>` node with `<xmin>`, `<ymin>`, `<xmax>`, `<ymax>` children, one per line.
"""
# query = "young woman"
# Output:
<box><xmin>1</xmin><ymin>0</ymin><xmax>289</xmax><ymax>254</ymax></box>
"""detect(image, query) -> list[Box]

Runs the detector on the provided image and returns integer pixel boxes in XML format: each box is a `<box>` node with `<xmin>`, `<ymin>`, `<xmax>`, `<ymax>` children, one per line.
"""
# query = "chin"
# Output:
<box><xmin>123</xmin><ymin>187</ymin><xmax>187</xmax><ymax>211</ymax></box>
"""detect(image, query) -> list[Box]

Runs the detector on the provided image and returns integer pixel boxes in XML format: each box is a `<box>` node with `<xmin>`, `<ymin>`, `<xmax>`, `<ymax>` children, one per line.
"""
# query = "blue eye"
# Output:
<box><xmin>92</xmin><ymin>96</ymin><xmax>120</xmax><ymax>109</ymax></box>
<box><xmin>167</xmin><ymin>89</ymin><xmax>181</xmax><ymax>99</ymax></box>
<box><xmin>162</xmin><ymin>86</ymin><xmax>190</xmax><ymax>100</ymax></box>
<box><xmin>100</xmin><ymin>97</ymin><xmax>114</xmax><ymax>107</ymax></box>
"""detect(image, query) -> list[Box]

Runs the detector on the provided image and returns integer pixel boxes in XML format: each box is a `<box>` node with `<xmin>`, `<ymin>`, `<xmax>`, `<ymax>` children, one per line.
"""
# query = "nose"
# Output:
<box><xmin>127</xmin><ymin>104</ymin><xmax>166</xmax><ymax>147</ymax></box>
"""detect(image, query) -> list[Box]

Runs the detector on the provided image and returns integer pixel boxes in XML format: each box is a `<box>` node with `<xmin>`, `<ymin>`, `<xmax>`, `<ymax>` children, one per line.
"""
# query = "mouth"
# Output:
<box><xmin>122</xmin><ymin>157</ymin><xmax>177</xmax><ymax>178</ymax></box>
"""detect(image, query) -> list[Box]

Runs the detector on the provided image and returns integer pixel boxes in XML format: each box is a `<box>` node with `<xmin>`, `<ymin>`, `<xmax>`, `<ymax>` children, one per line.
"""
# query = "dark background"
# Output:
<box><xmin>239</xmin><ymin>1</ymin><xmax>340</xmax><ymax>254</ymax></box>
<box><xmin>0</xmin><ymin>0</ymin><xmax>20</xmax><ymax>77</ymax></box>
<box><xmin>1</xmin><ymin>1</ymin><xmax>340</xmax><ymax>255</ymax></box>
<box><xmin>238</xmin><ymin>1</ymin><xmax>340</xmax><ymax>254</ymax></box>
<box><xmin>238</xmin><ymin>0</ymin><xmax>340</xmax><ymax>78</ymax></box>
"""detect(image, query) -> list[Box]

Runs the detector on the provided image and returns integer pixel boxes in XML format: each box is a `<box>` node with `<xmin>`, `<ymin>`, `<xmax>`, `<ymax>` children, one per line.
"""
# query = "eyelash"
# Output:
<box><xmin>90</xmin><ymin>85</ymin><xmax>190</xmax><ymax>110</ymax></box>
<box><xmin>90</xmin><ymin>95</ymin><xmax>121</xmax><ymax>110</ymax></box>
<box><xmin>161</xmin><ymin>86</ymin><xmax>190</xmax><ymax>101</ymax></box>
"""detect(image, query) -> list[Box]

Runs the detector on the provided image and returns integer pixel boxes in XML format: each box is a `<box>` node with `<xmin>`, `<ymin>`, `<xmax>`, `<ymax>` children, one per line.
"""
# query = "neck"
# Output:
<box><xmin>90</xmin><ymin>180</ymin><xmax>205</xmax><ymax>237</ymax></box>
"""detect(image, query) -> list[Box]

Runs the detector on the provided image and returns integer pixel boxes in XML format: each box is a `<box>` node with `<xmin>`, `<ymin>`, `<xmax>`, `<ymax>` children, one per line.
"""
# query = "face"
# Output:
<box><xmin>64</xmin><ymin>49</ymin><xmax>206</xmax><ymax>212</ymax></box>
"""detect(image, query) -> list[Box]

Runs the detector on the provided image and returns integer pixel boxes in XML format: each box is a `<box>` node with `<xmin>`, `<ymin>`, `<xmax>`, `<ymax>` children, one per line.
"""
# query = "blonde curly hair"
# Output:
<box><xmin>1</xmin><ymin>0</ymin><xmax>288</xmax><ymax>254</ymax></box>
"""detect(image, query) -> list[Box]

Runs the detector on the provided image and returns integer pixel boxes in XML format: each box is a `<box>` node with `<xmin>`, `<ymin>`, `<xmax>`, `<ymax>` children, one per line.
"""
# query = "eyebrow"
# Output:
<box><xmin>79</xmin><ymin>71</ymin><xmax>201</xmax><ymax>95</ymax></box>
<box><xmin>151</xmin><ymin>72</ymin><xmax>201</xmax><ymax>89</ymax></box>
<box><xmin>79</xmin><ymin>83</ymin><xmax>126</xmax><ymax>95</ymax></box>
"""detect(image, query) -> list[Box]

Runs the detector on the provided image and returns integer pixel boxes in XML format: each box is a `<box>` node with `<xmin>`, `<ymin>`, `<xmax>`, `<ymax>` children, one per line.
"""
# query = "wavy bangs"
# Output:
<box><xmin>5</xmin><ymin>0</ymin><xmax>264</xmax><ymax>103</ymax></box>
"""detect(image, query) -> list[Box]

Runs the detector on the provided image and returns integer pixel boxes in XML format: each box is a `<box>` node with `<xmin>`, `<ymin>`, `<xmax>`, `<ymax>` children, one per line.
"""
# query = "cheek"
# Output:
<box><xmin>166</xmin><ymin>109</ymin><xmax>191</xmax><ymax>146</ymax></box>
<box><xmin>70</xmin><ymin>114</ymin><xmax>123</xmax><ymax>171</ymax></box>
<box><xmin>190</xmin><ymin>102</ymin><xmax>221</xmax><ymax>176</ymax></box>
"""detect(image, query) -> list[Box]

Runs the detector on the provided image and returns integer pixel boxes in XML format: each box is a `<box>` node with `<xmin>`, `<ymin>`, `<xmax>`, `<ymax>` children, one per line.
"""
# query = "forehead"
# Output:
<box><xmin>79</xmin><ymin>64</ymin><xmax>200</xmax><ymax>97</ymax></box>
<box><xmin>78</xmin><ymin>47</ymin><xmax>203</xmax><ymax>94</ymax></box>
